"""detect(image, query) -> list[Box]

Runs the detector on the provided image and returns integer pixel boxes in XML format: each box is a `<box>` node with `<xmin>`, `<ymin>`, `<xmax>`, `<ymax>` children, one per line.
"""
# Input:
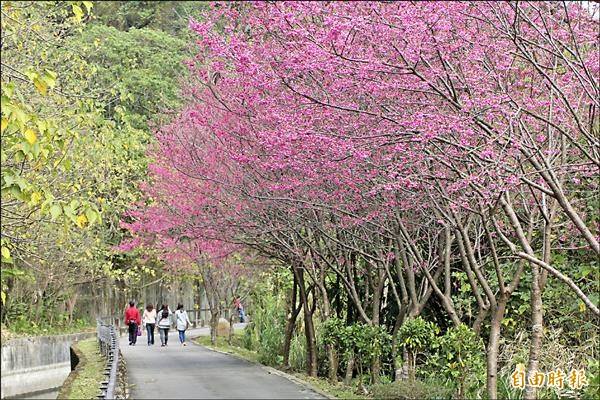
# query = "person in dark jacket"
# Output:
<box><xmin>124</xmin><ymin>301</ymin><xmax>141</xmax><ymax>346</ymax></box>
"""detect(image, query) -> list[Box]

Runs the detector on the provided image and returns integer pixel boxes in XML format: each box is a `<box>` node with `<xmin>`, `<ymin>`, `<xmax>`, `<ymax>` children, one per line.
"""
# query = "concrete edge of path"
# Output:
<box><xmin>196</xmin><ymin>344</ymin><xmax>336</xmax><ymax>400</ymax></box>
<box><xmin>260</xmin><ymin>366</ymin><xmax>336</xmax><ymax>400</ymax></box>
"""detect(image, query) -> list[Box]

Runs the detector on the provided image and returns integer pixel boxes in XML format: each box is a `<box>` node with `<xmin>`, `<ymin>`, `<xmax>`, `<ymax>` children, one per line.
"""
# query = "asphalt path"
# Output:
<box><xmin>120</xmin><ymin>324</ymin><xmax>324</xmax><ymax>399</ymax></box>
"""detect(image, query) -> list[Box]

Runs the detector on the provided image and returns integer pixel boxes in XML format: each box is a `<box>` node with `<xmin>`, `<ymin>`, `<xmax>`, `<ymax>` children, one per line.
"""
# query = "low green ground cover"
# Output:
<box><xmin>58</xmin><ymin>337</ymin><xmax>105</xmax><ymax>400</ymax></box>
<box><xmin>1</xmin><ymin>320</ymin><xmax>95</xmax><ymax>342</ymax></box>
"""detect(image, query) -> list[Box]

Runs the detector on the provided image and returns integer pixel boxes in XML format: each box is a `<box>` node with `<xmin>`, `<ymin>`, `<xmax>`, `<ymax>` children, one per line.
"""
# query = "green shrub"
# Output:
<box><xmin>371</xmin><ymin>379</ymin><xmax>452</xmax><ymax>400</ymax></box>
<box><xmin>242</xmin><ymin>321</ymin><xmax>255</xmax><ymax>350</ymax></box>
<box><xmin>397</xmin><ymin>317</ymin><xmax>439</xmax><ymax>380</ymax></box>
<box><xmin>290</xmin><ymin>329</ymin><xmax>307</xmax><ymax>372</ymax></box>
<box><xmin>427</xmin><ymin>324</ymin><xmax>485</xmax><ymax>398</ymax></box>
<box><xmin>583</xmin><ymin>359</ymin><xmax>599</xmax><ymax>400</ymax></box>
<box><xmin>353</xmin><ymin>324</ymin><xmax>392</xmax><ymax>375</ymax></box>
<box><xmin>242</xmin><ymin>277</ymin><xmax>287</xmax><ymax>366</ymax></box>
<box><xmin>254</xmin><ymin>304</ymin><xmax>286</xmax><ymax>366</ymax></box>
<box><xmin>322</xmin><ymin>317</ymin><xmax>392</xmax><ymax>382</ymax></box>
<box><xmin>322</xmin><ymin>317</ymin><xmax>356</xmax><ymax>363</ymax></box>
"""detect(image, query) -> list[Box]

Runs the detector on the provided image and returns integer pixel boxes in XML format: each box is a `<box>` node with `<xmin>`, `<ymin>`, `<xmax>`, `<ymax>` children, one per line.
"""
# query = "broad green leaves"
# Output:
<box><xmin>50</xmin><ymin>204</ymin><xmax>62</xmax><ymax>220</ymax></box>
<box><xmin>322</xmin><ymin>317</ymin><xmax>392</xmax><ymax>364</ymax></box>
<box><xmin>398</xmin><ymin>316</ymin><xmax>439</xmax><ymax>354</ymax></box>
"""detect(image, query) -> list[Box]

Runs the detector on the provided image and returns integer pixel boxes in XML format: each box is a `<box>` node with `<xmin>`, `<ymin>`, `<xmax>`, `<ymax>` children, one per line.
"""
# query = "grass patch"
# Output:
<box><xmin>194</xmin><ymin>332</ymin><xmax>368</xmax><ymax>399</ymax></box>
<box><xmin>1</xmin><ymin>321</ymin><xmax>95</xmax><ymax>341</ymax></box>
<box><xmin>371</xmin><ymin>380</ymin><xmax>453</xmax><ymax>400</ymax></box>
<box><xmin>292</xmin><ymin>373</ymin><xmax>370</xmax><ymax>399</ymax></box>
<box><xmin>59</xmin><ymin>337</ymin><xmax>105</xmax><ymax>400</ymax></box>
<box><xmin>194</xmin><ymin>333</ymin><xmax>260</xmax><ymax>364</ymax></box>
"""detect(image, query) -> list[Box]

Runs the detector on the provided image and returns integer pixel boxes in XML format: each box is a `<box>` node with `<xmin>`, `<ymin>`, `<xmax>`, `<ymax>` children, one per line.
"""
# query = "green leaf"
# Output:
<box><xmin>62</xmin><ymin>204</ymin><xmax>75</xmax><ymax>221</ymax></box>
<box><xmin>43</xmin><ymin>69</ymin><xmax>57</xmax><ymax>88</ymax></box>
<box><xmin>85</xmin><ymin>207</ymin><xmax>97</xmax><ymax>225</ymax></box>
<box><xmin>3</xmin><ymin>174</ymin><xmax>15</xmax><ymax>187</ymax></box>
<box><xmin>50</xmin><ymin>204</ymin><xmax>62</xmax><ymax>220</ymax></box>
<box><xmin>2</xmin><ymin>82</ymin><xmax>15</xmax><ymax>97</ymax></box>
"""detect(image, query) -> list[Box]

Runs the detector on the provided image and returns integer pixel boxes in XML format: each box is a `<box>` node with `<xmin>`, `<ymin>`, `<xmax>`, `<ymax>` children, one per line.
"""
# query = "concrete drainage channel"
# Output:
<box><xmin>0</xmin><ymin>332</ymin><xmax>96</xmax><ymax>399</ymax></box>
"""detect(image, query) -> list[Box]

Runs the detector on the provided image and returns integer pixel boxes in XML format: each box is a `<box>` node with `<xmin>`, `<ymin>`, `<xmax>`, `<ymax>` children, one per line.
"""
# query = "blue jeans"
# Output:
<box><xmin>178</xmin><ymin>330</ymin><xmax>186</xmax><ymax>343</ymax></box>
<box><xmin>159</xmin><ymin>327</ymin><xmax>169</xmax><ymax>345</ymax></box>
<box><xmin>239</xmin><ymin>308</ymin><xmax>245</xmax><ymax>322</ymax></box>
<box><xmin>146</xmin><ymin>323</ymin><xmax>155</xmax><ymax>345</ymax></box>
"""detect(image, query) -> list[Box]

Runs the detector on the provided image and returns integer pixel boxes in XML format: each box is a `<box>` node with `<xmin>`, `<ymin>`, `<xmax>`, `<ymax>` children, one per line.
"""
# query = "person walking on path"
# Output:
<box><xmin>142</xmin><ymin>304</ymin><xmax>157</xmax><ymax>346</ymax></box>
<box><xmin>174</xmin><ymin>303</ymin><xmax>191</xmax><ymax>346</ymax></box>
<box><xmin>125</xmin><ymin>301</ymin><xmax>141</xmax><ymax>346</ymax></box>
<box><xmin>234</xmin><ymin>296</ymin><xmax>245</xmax><ymax>323</ymax></box>
<box><xmin>157</xmin><ymin>304</ymin><xmax>172</xmax><ymax>347</ymax></box>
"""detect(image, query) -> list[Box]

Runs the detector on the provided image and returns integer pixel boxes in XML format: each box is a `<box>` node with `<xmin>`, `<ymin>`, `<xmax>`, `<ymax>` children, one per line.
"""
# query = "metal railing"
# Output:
<box><xmin>96</xmin><ymin>319</ymin><xmax>120</xmax><ymax>399</ymax></box>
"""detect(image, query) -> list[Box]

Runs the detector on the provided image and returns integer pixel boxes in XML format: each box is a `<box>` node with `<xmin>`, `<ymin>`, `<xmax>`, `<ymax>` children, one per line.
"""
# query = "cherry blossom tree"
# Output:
<box><xmin>121</xmin><ymin>1</ymin><xmax>598</xmax><ymax>396</ymax></box>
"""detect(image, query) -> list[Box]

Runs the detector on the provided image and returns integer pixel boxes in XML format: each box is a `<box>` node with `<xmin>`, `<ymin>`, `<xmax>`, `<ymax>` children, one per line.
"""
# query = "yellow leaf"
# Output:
<box><xmin>24</xmin><ymin>129</ymin><xmax>37</xmax><ymax>144</ymax></box>
<box><xmin>579</xmin><ymin>302</ymin><xmax>586</xmax><ymax>313</ymax></box>
<box><xmin>82</xmin><ymin>1</ymin><xmax>93</xmax><ymax>12</ymax></box>
<box><xmin>1</xmin><ymin>247</ymin><xmax>10</xmax><ymax>259</ymax></box>
<box><xmin>515</xmin><ymin>363</ymin><xmax>525</xmax><ymax>371</ymax></box>
<box><xmin>1</xmin><ymin>118</ymin><xmax>7</xmax><ymax>133</ymax></box>
<box><xmin>30</xmin><ymin>192</ymin><xmax>42</xmax><ymax>205</ymax></box>
<box><xmin>76</xmin><ymin>214</ymin><xmax>88</xmax><ymax>228</ymax></box>
<box><xmin>72</xmin><ymin>4</ymin><xmax>83</xmax><ymax>22</ymax></box>
<box><xmin>33</xmin><ymin>77</ymin><xmax>47</xmax><ymax>95</ymax></box>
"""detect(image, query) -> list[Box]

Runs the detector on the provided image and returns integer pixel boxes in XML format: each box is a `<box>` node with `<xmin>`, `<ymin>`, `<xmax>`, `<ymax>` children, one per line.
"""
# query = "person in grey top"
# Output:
<box><xmin>175</xmin><ymin>303</ymin><xmax>191</xmax><ymax>346</ymax></box>
<box><xmin>156</xmin><ymin>304</ymin><xmax>172</xmax><ymax>347</ymax></box>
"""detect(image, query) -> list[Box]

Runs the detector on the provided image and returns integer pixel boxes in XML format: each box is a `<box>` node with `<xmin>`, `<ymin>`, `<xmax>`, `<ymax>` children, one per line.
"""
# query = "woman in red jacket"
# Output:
<box><xmin>124</xmin><ymin>301</ymin><xmax>142</xmax><ymax>346</ymax></box>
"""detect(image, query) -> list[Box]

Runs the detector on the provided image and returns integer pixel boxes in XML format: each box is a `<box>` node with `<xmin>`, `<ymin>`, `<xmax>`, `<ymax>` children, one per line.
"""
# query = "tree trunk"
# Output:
<box><xmin>370</xmin><ymin>270</ymin><xmax>385</xmax><ymax>383</ymax></box>
<box><xmin>294</xmin><ymin>265</ymin><xmax>317</xmax><ymax>377</ymax></box>
<box><xmin>391</xmin><ymin>305</ymin><xmax>407</xmax><ymax>381</ymax></box>
<box><xmin>408</xmin><ymin>350</ymin><xmax>416</xmax><ymax>382</ymax></box>
<box><xmin>344</xmin><ymin>352</ymin><xmax>355</xmax><ymax>385</ymax></box>
<box><xmin>334</xmin><ymin>273</ymin><xmax>342</xmax><ymax>318</ymax></box>
<box><xmin>283</xmin><ymin>273</ymin><xmax>301</xmax><ymax>369</ymax></box>
<box><xmin>321</xmin><ymin>294</ymin><xmax>338</xmax><ymax>383</ymax></box>
<box><xmin>487</xmin><ymin>297</ymin><xmax>508</xmax><ymax>399</ymax></box>
<box><xmin>402</xmin><ymin>347</ymin><xmax>410</xmax><ymax>381</ymax></box>
<box><xmin>228</xmin><ymin>312</ymin><xmax>235</xmax><ymax>345</ymax></box>
<box><xmin>524</xmin><ymin>264</ymin><xmax>543</xmax><ymax>400</ymax></box>
<box><xmin>498</xmin><ymin>197</ymin><xmax>549</xmax><ymax>400</ymax></box>
<box><xmin>472</xmin><ymin>306</ymin><xmax>488</xmax><ymax>335</ymax></box>
<box><xmin>327</xmin><ymin>343</ymin><xmax>339</xmax><ymax>383</ymax></box>
<box><xmin>210</xmin><ymin>311</ymin><xmax>218</xmax><ymax>346</ymax></box>
<box><xmin>66</xmin><ymin>291</ymin><xmax>79</xmax><ymax>322</ymax></box>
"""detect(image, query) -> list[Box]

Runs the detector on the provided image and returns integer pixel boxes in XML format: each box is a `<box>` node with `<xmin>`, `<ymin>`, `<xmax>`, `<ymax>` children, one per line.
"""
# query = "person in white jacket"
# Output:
<box><xmin>156</xmin><ymin>304</ymin><xmax>172</xmax><ymax>347</ymax></box>
<box><xmin>174</xmin><ymin>303</ymin><xmax>191</xmax><ymax>346</ymax></box>
<box><xmin>142</xmin><ymin>304</ymin><xmax>157</xmax><ymax>346</ymax></box>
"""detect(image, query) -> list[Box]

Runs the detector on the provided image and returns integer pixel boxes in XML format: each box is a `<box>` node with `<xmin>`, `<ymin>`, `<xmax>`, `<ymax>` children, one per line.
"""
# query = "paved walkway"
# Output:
<box><xmin>120</xmin><ymin>324</ymin><xmax>323</xmax><ymax>399</ymax></box>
